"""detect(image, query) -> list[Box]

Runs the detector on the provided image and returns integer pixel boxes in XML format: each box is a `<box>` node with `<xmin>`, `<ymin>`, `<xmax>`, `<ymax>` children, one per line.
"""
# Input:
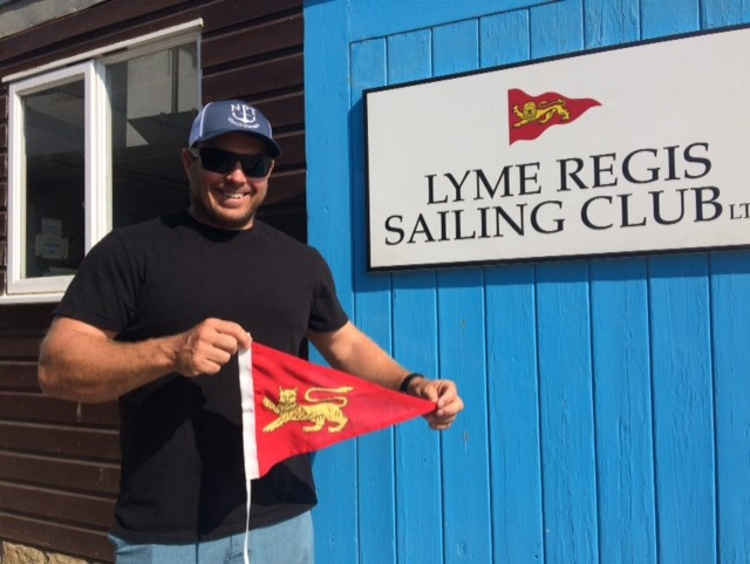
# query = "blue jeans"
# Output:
<box><xmin>108</xmin><ymin>511</ymin><xmax>314</xmax><ymax>564</ymax></box>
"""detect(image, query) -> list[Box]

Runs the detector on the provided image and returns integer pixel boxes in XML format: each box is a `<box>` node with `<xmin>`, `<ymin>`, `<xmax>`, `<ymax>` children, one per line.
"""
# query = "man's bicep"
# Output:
<box><xmin>38</xmin><ymin>317</ymin><xmax>116</xmax><ymax>390</ymax></box>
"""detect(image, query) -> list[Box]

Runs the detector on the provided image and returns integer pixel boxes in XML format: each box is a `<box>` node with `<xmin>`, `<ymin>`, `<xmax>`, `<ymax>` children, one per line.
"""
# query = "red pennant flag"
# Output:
<box><xmin>508</xmin><ymin>88</ymin><xmax>600</xmax><ymax>144</ymax></box>
<box><xmin>235</xmin><ymin>343</ymin><xmax>436</xmax><ymax>564</ymax></box>
<box><xmin>238</xmin><ymin>342</ymin><xmax>435</xmax><ymax>480</ymax></box>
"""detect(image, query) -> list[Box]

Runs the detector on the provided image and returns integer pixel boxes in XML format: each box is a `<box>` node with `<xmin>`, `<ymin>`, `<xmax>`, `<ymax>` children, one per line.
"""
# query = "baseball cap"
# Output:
<box><xmin>188</xmin><ymin>100</ymin><xmax>281</xmax><ymax>158</ymax></box>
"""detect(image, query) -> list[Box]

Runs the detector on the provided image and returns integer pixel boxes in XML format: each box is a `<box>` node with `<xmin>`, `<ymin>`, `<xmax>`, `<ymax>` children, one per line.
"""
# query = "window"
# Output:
<box><xmin>3</xmin><ymin>21</ymin><xmax>201</xmax><ymax>302</ymax></box>
<box><xmin>107</xmin><ymin>44</ymin><xmax>198</xmax><ymax>228</ymax></box>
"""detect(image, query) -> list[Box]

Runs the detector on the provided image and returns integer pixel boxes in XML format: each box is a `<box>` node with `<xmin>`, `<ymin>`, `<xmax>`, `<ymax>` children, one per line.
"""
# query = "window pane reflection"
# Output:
<box><xmin>23</xmin><ymin>81</ymin><xmax>85</xmax><ymax>278</ymax></box>
<box><xmin>108</xmin><ymin>44</ymin><xmax>199</xmax><ymax>227</ymax></box>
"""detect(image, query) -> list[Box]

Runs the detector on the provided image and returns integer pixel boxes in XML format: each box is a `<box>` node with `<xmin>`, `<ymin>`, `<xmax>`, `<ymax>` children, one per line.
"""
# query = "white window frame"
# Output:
<box><xmin>6</xmin><ymin>61</ymin><xmax>108</xmax><ymax>298</ymax></box>
<box><xmin>1</xmin><ymin>19</ymin><xmax>202</xmax><ymax>304</ymax></box>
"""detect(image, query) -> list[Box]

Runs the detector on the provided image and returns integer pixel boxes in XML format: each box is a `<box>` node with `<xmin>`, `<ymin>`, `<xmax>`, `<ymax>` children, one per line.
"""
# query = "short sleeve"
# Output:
<box><xmin>308</xmin><ymin>249</ymin><xmax>348</xmax><ymax>333</ymax></box>
<box><xmin>55</xmin><ymin>230</ymin><xmax>140</xmax><ymax>334</ymax></box>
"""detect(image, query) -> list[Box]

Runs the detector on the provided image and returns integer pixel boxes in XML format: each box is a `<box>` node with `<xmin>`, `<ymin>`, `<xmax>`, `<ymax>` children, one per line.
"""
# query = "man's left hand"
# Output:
<box><xmin>408</xmin><ymin>378</ymin><xmax>464</xmax><ymax>430</ymax></box>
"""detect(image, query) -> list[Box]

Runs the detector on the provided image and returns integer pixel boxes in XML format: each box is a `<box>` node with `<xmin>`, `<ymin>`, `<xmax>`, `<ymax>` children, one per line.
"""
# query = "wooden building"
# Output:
<box><xmin>0</xmin><ymin>1</ymin><xmax>304</xmax><ymax>561</ymax></box>
<box><xmin>2</xmin><ymin>0</ymin><xmax>750</xmax><ymax>563</ymax></box>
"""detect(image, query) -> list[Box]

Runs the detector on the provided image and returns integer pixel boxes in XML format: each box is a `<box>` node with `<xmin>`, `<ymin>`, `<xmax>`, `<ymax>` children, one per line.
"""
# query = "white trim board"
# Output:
<box><xmin>2</xmin><ymin>18</ymin><xmax>203</xmax><ymax>83</ymax></box>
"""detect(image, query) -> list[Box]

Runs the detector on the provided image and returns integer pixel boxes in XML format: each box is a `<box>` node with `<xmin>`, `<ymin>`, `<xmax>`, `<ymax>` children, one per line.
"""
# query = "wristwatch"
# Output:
<box><xmin>399</xmin><ymin>372</ymin><xmax>424</xmax><ymax>393</ymax></box>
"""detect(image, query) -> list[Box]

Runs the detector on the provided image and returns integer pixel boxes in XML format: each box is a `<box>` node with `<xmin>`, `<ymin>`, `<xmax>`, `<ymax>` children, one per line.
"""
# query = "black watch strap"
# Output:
<box><xmin>399</xmin><ymin>372</ymin><xmax>424</xmax><ymax>393</ymax></box>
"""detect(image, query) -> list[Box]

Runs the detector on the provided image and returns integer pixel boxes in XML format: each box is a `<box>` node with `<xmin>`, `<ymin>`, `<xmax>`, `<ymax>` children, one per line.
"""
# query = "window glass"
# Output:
<box><xmin>4</xmin><ymin>32</ymin><xmax>200</xmax><ymax>300</ymax></box>
<box><xmin>23</xmin><ymin>80</ymin><xmax>85</xmax><ymax>278</ymax></box>
<box><xmin>108</xmin><ymin>43</ymin><xmax>199</xmax><ymax>227</ymax></box>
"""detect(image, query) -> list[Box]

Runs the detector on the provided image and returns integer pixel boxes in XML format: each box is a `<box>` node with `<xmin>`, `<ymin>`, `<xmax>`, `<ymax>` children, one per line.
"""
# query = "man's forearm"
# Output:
<box><xmin>333</xmin><ymin>339</ymin><xmax>409</xmax><ymax>390</ymax></box>
<box><xmin>39</xmin><ymin>330</ymin><xmax>180</xmax><ymax>403</ymax></box>
<box><xmin>310</xmin><ymin>322</ymin><xmax>412</xmax><ymax>390</ymax></box>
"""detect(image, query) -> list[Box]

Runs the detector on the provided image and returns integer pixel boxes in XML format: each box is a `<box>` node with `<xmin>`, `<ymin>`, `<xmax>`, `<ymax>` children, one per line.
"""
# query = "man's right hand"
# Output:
<box><xmin>172</xmin><ymin>318</ymin><xmax>252</xmax><ymax>377</ymax></box>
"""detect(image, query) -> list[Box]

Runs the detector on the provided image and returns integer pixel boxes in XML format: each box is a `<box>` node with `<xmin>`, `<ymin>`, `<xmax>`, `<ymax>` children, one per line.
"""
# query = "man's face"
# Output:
<box><xmin>181</xmin><ymin>132</ymin><xmax>274</xmax><ymax>230</ymax></box>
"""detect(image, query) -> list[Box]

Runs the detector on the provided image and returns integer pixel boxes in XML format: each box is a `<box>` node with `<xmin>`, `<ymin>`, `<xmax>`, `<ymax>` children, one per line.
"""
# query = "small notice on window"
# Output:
<box><xmin>35</xmin><ymin>217</ymin><xmax>69</xmax><ymax>260</ymax></box>
<box><xmin>41</xmin><ymin>217</ymin><xmax>63</xmax><ymax>236</ymax></box>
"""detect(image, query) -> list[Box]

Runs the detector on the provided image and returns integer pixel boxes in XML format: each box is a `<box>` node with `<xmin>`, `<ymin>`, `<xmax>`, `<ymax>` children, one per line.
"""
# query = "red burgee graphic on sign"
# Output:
<box><xmin>508</xmin><ymin>88</ymin><xmax>600</xmax><ymax>144</ymax></box>
<box><xmin>238</xmin><ymin>342</ymin><xmax>436</xmax><ymax>479</ymax></box>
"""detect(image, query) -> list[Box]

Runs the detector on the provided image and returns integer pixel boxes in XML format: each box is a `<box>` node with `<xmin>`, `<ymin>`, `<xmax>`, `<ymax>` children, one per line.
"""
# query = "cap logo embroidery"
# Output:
<box><xmin>228</xmin><ymin>103</ymin><xmax>260</xmax><ymax>129</ymax></box>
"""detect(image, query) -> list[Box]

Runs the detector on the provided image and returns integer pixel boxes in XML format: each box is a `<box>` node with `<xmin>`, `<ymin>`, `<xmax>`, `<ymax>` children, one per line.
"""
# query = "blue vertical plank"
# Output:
<box><xmin>387</xmin><ymin>29</ymin><xmax>431</xmax><ymax>86</ymax></box>
<box><xmin>432</xmin><ymin>19</ymin><xmax>493</xmax><ymax>564</ymax></box>
<box><xmin>304</xmin><ymin>2</ymin><xmax>359</xmax><ymax>563</ymax></box>
<box><xmin>701</xmin><ymin>8</ymin><xmax>749</xmax><ymax>564</ymax></box>
<box><xmin>387</xmin><ymin>29</ymin><xmax>445</xmax><ymax>564</ymax></box>
<box><xmin>590</xmin><ymin>258</ymin><xmax>657</xmax><ymax>564</ymax></box>
<box><xmin>485</xmin><ymin>265</ymin><xmax>545</xmax><ymax>564</ymax></box>
<box><xmin>480</xmin><ymin>9</ymin><xmax>531</xmax><ymax>67</ymax></box>
<box><xmin>350</xmin><ymin>38</ymin><xmax>395</xmax><ymax>564</ymax></box>
<box><xmin>530</xmin><ymin>0</ymin><xmax>584</xmax><ymax>58</ymax></box>
<box><xmin>536</xmin><ymin>262</ymin><xmax>599</xmax><ymax>564</ymax></box>
<box><xmin>641</xmin><ymin>0</ymin><xmax>699</xmax><ymax>38</ymax></box>
<box><xmin>584</xmin><ymin>4</ymin><xmax>655</xmax><ymax>563</ymax></box>
<box><xmin>530</xmin><ymin>3</ymin><xmax>599</xmax><ymax>564</ymax></box>
<box><xmin>709</xmin><ymin>251</ymin><xmax>750</xmax><ymax>564</ymax></box>
<box><xmin>304</xmin><ymin>0</ymin><xmax>354</xmax><ymax>306</ymax></box>
<box><xmin>640</xmin><ymin>4</ymin><xmax>715</xmax><ymax>564</ymax></box>
<box><xmin>649</xmin><ymin>255</ymin><xmax>716</xmax><ymax>564</ymax></box>
<box><xmin>479</xmin><ymin>10</ymin><xmax>546</xmax><ymax>564</ymax></box>
<box><xmin>433</xmin><ymin>20</ymin><xmax>480</xmax><ymax>77</ymax></box>
<box><xmin>701</xmin><ymin>0</ymin><xmax>750</xmax><ymax>27</ymax></box>
<box><xmin>436</xmin><ymin>273</ymin><xmax>492</xmax><ymax>564</ymax></box>
<box><xmin>392</xmin><ymin>273</ymin><xmax>443</xmax><ymax>564</ymax></box>
<box><xmin>583</xmin><ymin>0</ymin><xmax>639</xmax><ymax>47</ymax></box>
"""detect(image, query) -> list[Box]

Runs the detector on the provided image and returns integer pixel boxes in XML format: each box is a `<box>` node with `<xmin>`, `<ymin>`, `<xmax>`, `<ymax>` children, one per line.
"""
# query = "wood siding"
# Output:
<box><xmin>0</xmin><ymin>0</ymin><xmax>304</xmax><ymax>560</ymax></box>
<box><xmin>305</xmin><ymin>0</ymin><xmax>750</xmax><ymax>563</ymax></box>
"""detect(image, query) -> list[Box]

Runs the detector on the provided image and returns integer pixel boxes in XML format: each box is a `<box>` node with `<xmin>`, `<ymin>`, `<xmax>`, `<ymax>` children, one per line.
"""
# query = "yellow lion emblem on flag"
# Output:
<box><xmin>513</xmin><ymin>99</ymin><xmax>570</xmax><ymax>127</ymax></box>
<box><xmin>262</xmin><ymin>386</ymin><xmax>353</xmax><ymax>433</ymax></box>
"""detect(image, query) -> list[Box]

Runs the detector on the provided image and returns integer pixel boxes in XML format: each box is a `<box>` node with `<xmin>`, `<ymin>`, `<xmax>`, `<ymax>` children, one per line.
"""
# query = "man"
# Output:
<box><xmin>38</xmin><ymin>100</ymin><xmax>464</xmax><ymax>564</ymax></box>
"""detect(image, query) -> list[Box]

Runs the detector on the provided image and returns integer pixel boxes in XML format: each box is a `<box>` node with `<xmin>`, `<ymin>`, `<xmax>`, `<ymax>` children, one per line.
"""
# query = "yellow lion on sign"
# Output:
<box><xmin>513</xmin><ymin>99</ymin><xmax>570</xmax><ymax>127</ymax></box>
<box><xmin>262</xmin><ymin>386</ymin><xmax>353</xmax><ymax>433</ymax></box>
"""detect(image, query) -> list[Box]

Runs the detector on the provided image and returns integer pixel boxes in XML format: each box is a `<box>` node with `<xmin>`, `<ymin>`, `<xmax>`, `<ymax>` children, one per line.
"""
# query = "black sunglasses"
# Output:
<box><xmin>194</xmin><ymin>147</ymin><xmax>273</xmax><ymax>178</ymax></box>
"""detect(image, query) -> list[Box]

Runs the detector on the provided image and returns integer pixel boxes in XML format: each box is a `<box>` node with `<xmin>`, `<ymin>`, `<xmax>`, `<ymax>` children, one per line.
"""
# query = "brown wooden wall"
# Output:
<box><xmin>0</xmin><ymin>1</ymin><xmax>305</xmax><ymax>560</ymax></box>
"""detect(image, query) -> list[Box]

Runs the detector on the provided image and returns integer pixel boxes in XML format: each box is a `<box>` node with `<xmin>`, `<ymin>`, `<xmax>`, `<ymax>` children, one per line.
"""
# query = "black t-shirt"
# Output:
<box><xmin>55</xmin><ymin>211</ymin><xmax>348</xmax><ymax>543</ymax></box>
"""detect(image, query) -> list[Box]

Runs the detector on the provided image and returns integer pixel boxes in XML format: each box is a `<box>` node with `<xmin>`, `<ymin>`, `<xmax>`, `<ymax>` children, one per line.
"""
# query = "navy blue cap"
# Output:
<box><xmin>188</xmin><ymin>100</ymin><xmax>281</xmax><ymax>158</ymax></box>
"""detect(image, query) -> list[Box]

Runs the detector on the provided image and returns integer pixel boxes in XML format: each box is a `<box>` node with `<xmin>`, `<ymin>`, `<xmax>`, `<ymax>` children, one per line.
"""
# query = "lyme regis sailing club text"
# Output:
<box><xmin>382</xmin><ymin>141</ymin><xmax>723</xmax><ymax>246</ymax></box>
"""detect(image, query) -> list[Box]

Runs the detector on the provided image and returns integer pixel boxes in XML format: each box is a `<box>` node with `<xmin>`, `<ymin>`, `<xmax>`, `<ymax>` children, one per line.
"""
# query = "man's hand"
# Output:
<box><xmin>407</xmin><ymin>377</ymin><xmax>464</xmax><ymax>430</ymax></box>
<box><xmin>172</xmin><ymin>318</ymin><xmax>252</xmax><ymax>377</ymax></box>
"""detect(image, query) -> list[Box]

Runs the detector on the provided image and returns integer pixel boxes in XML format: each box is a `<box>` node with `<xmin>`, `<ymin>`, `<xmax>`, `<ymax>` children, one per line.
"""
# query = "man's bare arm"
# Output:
<box><xmin>308</xmin><ymin>321</ymin><xmax>464</xmax><ymax>430</ymax></box>
<box><xmin>38</xmin><ymin>317</ymin><xmax>252</xmax><ymax>404</ymax></box>
<box><xmin>308</xmin><ymin>321</ymin><xmax>409</xmax><ymax>390</ymax></box>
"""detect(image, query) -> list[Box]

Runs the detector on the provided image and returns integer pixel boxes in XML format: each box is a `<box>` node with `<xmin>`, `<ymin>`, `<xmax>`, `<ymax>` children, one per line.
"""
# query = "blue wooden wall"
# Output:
<box><xmin>303</xmin><ymin>1</ymin><xmax>750</xmax><ymax>562</ymax></box>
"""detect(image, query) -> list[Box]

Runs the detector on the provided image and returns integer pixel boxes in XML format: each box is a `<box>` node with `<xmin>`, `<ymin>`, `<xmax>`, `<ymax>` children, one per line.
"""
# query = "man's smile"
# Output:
<box><xmin>212</xmin><ymin>186</ymin><xmax>252</xmax><ymax>203</ymax></box>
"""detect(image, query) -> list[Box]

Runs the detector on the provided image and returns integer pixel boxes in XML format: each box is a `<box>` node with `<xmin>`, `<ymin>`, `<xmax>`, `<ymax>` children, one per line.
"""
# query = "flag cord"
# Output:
<box><xmin>238</xmin><ymin>347</ymin><xmax>258</xmax><ymax>564</ymax></box>
<box><xmin>243</xmin><ymin>480</ymin><xmax>251</xmax><ymax>564</ymax></box>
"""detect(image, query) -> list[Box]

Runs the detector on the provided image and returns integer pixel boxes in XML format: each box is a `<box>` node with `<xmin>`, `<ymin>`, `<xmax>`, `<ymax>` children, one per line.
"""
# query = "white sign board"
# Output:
<box><xmin>365</xmin><ymin>26</ymin><xmax>750</xmax><ymax>270</ymax></box>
